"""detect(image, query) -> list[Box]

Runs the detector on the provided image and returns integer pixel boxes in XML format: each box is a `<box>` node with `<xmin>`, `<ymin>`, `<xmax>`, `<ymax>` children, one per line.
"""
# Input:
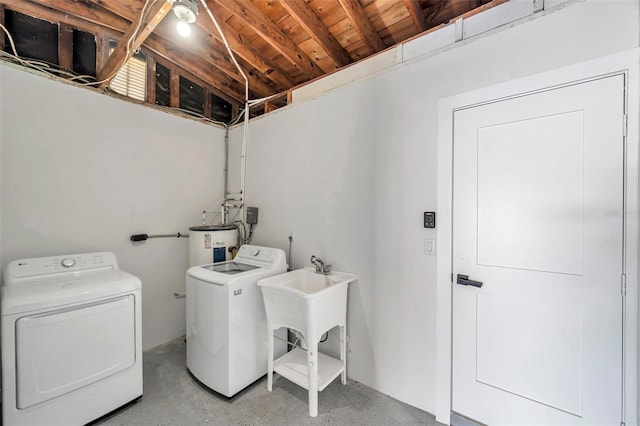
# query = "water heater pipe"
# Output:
<box><xmin>200</xmin><ymin>0</ymin><xmax>249</xmax><ymax>224</ymax></box>
<box><xmin>223</xmin><ymin>127</ymin><xmax>229</xmax><ymax>224</ymax></box>
<box><xmin>239</xmin><ymin>105</ymin><xmax>248</xmax><ymax>224</ymax></box>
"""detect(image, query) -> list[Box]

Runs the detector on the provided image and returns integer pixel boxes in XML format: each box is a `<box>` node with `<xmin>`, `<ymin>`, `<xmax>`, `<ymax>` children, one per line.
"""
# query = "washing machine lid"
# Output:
<box><xmin>186</xmin><ymin>244</ymin><xmax>287</xmax><ymax>284</ymax></box>
<box><xmin>201</xmin><ymin>262</ymin><xmax>260</xmax><ymax>275</ymax></box>
<box><xmin>187</xmin><ymin>263</ymin><xmax>286</xmax><ymax>286</ymax></box>
<box><xmin>1</xmin><ymin>252</ymin><xmax>141</xmax><ymax>316</ymax></box>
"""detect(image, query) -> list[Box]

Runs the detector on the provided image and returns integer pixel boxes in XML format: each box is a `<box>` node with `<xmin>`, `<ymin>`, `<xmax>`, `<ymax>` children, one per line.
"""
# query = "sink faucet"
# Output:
<box><xmin>310</xmin><ymin>255</ymin><xmax>331</xmax><ymax>275</ymax></box>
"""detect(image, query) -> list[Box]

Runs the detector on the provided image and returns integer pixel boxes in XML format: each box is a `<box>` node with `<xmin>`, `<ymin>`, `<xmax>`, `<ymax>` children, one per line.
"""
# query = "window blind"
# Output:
<box><xmin>109</xmin><ymin>43</ymin><xmax>146</xmax><ymax>101</ymax></box>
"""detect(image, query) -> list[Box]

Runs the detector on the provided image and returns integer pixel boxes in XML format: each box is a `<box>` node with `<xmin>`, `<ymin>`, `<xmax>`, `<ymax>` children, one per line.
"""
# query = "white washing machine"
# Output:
<box><xmin>186</xmin><ymin>244</ymin><xmax>287</xmax><ymax>397</ymax></box>
<box><xmin>1</xmin><ymin>252</ymin><xmax>142</xmax><ymax>426</ymax></box>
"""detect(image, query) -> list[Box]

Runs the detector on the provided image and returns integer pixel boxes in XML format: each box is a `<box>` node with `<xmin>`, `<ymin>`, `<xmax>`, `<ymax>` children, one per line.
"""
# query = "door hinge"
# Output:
<box><xmin>450</xmin><ymin>273</ymin><xmax>453</xmax><ymax>283</ymax></box>
<box><xmin>621</xmin><ymin>273</ymin><xmax>627</xmax><ymax>297</ymax></box>
<box><xmin>620</xmin><ymin>421</ymin><xmax>625</xmax><ymax>426</ymax></box>
<box><xmin>623</xmin><ymin>114</ymin><xmax>628</xmax><ymax>137</ymax></box>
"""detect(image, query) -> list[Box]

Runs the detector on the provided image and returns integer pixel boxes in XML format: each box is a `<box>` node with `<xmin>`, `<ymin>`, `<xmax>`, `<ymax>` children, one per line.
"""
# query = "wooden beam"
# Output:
<box><xmin>8</xmin><ymin>0</ymin><xmax>247</xmax><ymax>103</ymax></box>
<box><xmin>280</xmin><ymin>0</ymin><xmax>351</xmax><ymax>67</ymax></box>
<box><xmin>231</xmin><ymin>103</ymin><xmax>240</xmax><ymax>122</ymax></box>
<box><xmin>337</xmin><ymin>0</ymin><xmax>386</xmax><ymax>53</ymax></box>
<box><xmin>93</xmin><ymin>0</ymin><xmax>296</xmax><ymax>89</ymax></box>
<box><xmin>203</xmin><ymin>88</ymin><xmax>212</xmax><ymax>118</ymax></box>
<box><xmin>423</xmin><ymin>2</ymin><xmax>445</xmax><ymax>26</ymax></box>
<box><xmin>403</xmin><ymin>0</ymin><xmax>427</xmax><ymax>32</ymax></box>
<box><xmin>96</xmin><ymin>32</ymin><xmax>110</xmax><ymax>74</ymax></box>
<box><xmin>200</xmin><ymin>1</ymin><xmax>296</xmax><ymax>88</ymax></box>
<box><xmin>97</xmin><ymin>0</ymin><xmax>173</xmax><ymax>84</ymax></box>
<box><xmin>155</xmin><ymin>20</ymin><xmax>274</xmax><ymax>97</ymax></box>
<box><xmin>0</xmin><ymin>5</ymin><xmax>6</xmax><ymax>52</ymax></box>
<box><xmin>154</xmin><ymin>54</ymin><xmax>242</xmax><ymax>109</ymax></box>
<box><xmin>91</xmin><ymin>0</ymin><xmax>275</xmax><ymax>98</ymax></box>
<box><xmin>170</xmin><ymin>65</ymin><xmax>179</xmax><ymax>108</ymax></box>
<box><xmin>58</xmin><ymin>22</ymin><xmax>73</xmax><ymax>70</ymax></box>
<box><xmin>264</xmin><ymin>102</ymin><xmax>276</xmax><ymax>113</ymax></box>
<box><xmin>5</xmin><ymin>0</ymin><xmax>125</xmax><ymax>32</ymax></box>
<box><xmin>146</xmin><ymin>54</ymin><xmax>156</xmax><ymax>104</ymax></box>
<box><xmin>214</xmin><ymin>0</ymin><xmax>323</xmax><ymax>79</ymax></box>
<box><xmin>145</xmin><ymin>33</ymin><xmax>247</xmax><ymax>102</ymax></box>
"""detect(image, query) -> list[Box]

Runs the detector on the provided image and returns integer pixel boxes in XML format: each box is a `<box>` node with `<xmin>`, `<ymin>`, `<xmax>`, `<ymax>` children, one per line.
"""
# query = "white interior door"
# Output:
<box><xmin>452</xmin><ymin>75</ymin><xmax>625</xmax><ymax>425</ymax></box>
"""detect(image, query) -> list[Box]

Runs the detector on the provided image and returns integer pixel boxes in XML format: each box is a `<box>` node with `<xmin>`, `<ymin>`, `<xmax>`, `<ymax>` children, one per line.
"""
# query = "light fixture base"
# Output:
<box><xmin>172</xmin><ymin>0</ymin><xmax>199</xmax><ymax>24</ymax></box>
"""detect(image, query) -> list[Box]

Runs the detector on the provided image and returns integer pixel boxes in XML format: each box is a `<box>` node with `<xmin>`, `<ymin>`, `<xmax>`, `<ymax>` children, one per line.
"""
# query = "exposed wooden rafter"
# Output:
<box><xmin>97</xmin><ymin>0</ymin><xmax>172</xmax><ymax>85</ymax></box>
<box><xmin>213</xmin><ymin>0</ymin><xmax>323</xmax><ymax>79</ymax></box>
<box><xmin>403</xmin><ymin>0</ymin><xmax>428</xmax><ymax>32</ymax></box>
<box><xmin>1</xmin><ymin>0</ymin><xmax>499</xmax><ymax>118</ymax></box>
<box><xmin>280</xmin><ymin>0</ymin><xmax>352</xmax><ymax>68</ymax></box>
<box><xmin>57</xmin><ymin>22</ymin><xmax>72</xmax><ymax>70</ymax></box>
<box><xmin>12</xmin><ymin>0</ymin><xmax>244</xmax><ymax>104</ymax></box>
<box><xmin>200</xmin><ymin>1</ymin><xmax>297</xmax><ymax>88</ymax></box>
<box><xmin>145</xmin><ymin>34</ymin><xmax>247</xmax><ymax>102</ymax></box>
<box><xmin>90</xmin><ymin>1</ymin><xmax>274</xmax><ymax>98</ymax></box>
<box><xmin>96</xmin><ymin>0</ymin><xmax>298</xmax><ymax>97</ymax></box>
<box><xmin>337</xmin><ymin>0</ymin><xmax>386</xmax><ymax>54</ymax></box>
<box><xmin>0</xmin><ymin>4</ymin><xmax>5</xmax><ymax>52</ymax></box>
<box><xmin>2</xmin><ymin>0</ymin><xmax>125</xmax><ymax>43</ymax></box>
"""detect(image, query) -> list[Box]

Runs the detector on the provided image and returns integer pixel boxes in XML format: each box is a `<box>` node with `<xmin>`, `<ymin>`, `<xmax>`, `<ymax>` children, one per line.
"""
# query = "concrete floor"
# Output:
<box><xmin>97</xmin><ymin>338</ymin><xmax>444</xmax><ymax>426</ymax></box>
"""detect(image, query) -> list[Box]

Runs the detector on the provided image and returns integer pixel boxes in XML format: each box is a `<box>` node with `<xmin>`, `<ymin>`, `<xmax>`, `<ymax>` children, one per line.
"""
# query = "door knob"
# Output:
<box><xmin>456</xmin><ymin>274</ymin><xmax>483</xmax><ymax>288</ymax></box>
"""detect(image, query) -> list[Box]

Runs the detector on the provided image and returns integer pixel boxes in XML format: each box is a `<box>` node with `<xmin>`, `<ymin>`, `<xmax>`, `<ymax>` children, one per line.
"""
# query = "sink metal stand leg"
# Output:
<box><xmin>340</xmin><ymin>325</ymin><xmax>346</xmax><ymax>384</ymax></box>
<box><xmin>307</xmin><ymin>340</ymin><xmax>319</xmax><ymax>417</ymax></box>
<box><xmin>267</xmin><ymin>328</ymin><xmax>274</xmax><ymax>392</ymax></box>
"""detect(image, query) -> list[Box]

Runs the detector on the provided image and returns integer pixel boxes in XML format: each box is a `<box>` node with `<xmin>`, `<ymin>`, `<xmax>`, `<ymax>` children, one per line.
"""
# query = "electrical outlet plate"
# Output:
<box><xmin>246</xmin><ymin>207</ymin><xmax>259</xmax><ymax>225</ymax></box>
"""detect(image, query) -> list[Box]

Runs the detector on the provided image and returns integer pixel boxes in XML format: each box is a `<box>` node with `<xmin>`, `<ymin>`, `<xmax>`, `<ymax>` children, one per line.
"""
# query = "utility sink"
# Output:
<box><xmin>258</xmin><ymin>266</ymin><xmax>356</xmax><ymax>417</ymax></box>
<box><xmin>261</xmin><ymin>266</ymin><xmax>355</xmax><ymax>295</ymax></box>
<box><xmin>258</xmin><ymin>267</ymin><xmax>355</xmax><ymax>338</ymax></box>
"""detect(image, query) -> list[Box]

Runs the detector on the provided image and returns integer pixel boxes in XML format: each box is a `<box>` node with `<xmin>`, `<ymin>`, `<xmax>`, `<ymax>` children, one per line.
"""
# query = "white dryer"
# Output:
<box><xmin>1</xmin><ymin>252</ymin><xmax>142</xmax><ymax>426</ymax></box>
<box><xmin>186</xmin><ymin>244</ymin><xmax>286</xmax><ymax>397</ymax></box>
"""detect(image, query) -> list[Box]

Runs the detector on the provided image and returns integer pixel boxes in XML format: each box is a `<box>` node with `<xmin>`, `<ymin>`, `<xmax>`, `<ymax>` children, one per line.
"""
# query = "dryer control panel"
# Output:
<box><xmin>3</xmin><ymin>252</ymin><xmax>119</xmax><ymax>285</ymax></box>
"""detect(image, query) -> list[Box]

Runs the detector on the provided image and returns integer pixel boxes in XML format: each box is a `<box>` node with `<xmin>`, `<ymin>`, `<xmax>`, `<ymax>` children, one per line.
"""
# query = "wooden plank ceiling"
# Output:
<box><xmin>2</xmin><ymin>0</ymin><xmax>494</xmax><ymax>114</ymax></box>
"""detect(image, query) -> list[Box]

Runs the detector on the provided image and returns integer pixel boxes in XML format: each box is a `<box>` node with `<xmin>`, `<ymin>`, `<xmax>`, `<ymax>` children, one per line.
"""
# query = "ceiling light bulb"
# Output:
<box><xmin>172</xmin><ymin>0</ymin><xmax>198</xmax><ymax>24</ymax></box>
<box><xmin>176</xmin><ymin>20</ymin><xmax>192</xmax><ymax>37</ymax></box>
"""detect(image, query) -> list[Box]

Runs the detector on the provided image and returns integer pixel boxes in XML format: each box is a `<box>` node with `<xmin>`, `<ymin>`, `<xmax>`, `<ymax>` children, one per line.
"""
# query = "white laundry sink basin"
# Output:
<box><xmin>258</xmin><ymin>267</ymin><xmax>355</xmax><ymax>342</ymax></box>
<box><xmin>266</xmin><ymin>267</ymin><xmax>354</xmax><ymax>296</ymax></box>
<box><xmin>258</xmin><ymin>266</ymin><xmax>356</xmax><ymax>417</ymax></box>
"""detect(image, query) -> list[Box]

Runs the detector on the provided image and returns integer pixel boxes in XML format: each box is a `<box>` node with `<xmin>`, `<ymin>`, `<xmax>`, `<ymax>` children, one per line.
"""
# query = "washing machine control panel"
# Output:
<box><xmin>235</xmin><ymin>245</ymin><xmax>286</xmax><ymax>265</ymax></box>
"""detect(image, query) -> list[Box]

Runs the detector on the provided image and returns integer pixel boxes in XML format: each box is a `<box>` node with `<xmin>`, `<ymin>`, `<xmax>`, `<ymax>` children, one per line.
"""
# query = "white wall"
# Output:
<box><xmin>0</xmin><ymin>65</ymin><xmax>226</xmax><ymax>350</ymax></box>
<box><xmin>229</xmin><ymin>0</ymin><xmax>640</xmax><ymax>415</ymax></box>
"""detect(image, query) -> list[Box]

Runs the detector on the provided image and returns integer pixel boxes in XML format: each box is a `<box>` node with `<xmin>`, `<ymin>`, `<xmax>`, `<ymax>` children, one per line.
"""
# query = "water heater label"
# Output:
<box><xmin>213</xmin><ymin>247</ymin><xmax>226</xmax><ymax>263</ymax></box>
<box><xmin>204</xmin><ymin>233</ymin><xmax>211</xmax><ymax>249</ymax></box>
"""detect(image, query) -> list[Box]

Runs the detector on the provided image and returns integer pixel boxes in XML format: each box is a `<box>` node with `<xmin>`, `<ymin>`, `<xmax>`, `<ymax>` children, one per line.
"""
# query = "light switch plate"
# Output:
<box><xmin>424</xmin><ymin>238</ymin><xmax>436</xmax><ymax>256</ymax></box>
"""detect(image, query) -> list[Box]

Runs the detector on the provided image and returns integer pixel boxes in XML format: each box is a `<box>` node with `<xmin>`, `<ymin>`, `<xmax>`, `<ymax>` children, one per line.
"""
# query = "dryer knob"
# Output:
<box><xmin>61</xmin><ymin>258</ymin><xmax>76</xmax><ymax>268</ymax></box>
<box><xmin>251</xmin><ymin>248</ymin><xmax>260</xmax><ymax>256</ymax></box>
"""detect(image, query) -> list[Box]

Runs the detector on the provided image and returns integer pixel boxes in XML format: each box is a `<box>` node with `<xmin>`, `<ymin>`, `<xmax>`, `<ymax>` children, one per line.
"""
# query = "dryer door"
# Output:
<box><xmin>15</xmin><ymin>295</ymin><xmax>136</xmax><ymax>409</ymax></box>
